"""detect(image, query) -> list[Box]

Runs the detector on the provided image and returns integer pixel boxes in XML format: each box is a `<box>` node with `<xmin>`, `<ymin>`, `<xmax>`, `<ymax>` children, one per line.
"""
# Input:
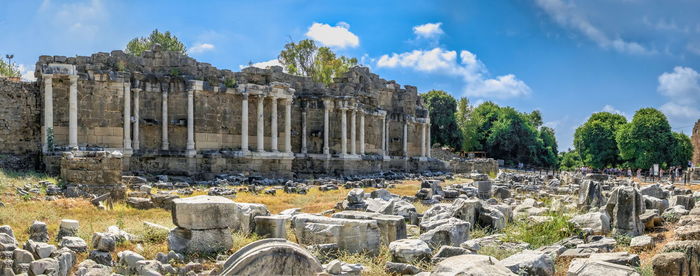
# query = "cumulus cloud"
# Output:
<box><xmin>377</xmin><ymin>48</ymin><xmax>531</xmax><ymax>99</ymax></box>
<box><xmin>18</xmin><ymin>64</ymin><xmax>36</xmax><ymax>82</ymax></box>
<box><xmin>601</xmin><ymin>104</ymin><xmax>629</xmax><ymax>119</ymax></box>
<box><xmin>534</xmin><ymin>0</ymin><xmax>653</xmax><ymax>55</ymax></box>
<box><xmin>188</xmin><ymin>43</ymin><xmax>215</xmax><ymax>54</ymax></box>
<box><xmin>657</xmin><ymin>66</ymin><xmax>700</xmax><ymax>129</ymax></box>
<box><xmin>39</xmin><ymin>0</ymin><xmax>107</xmax><ymax>40</ymax></box>
<box><xmin>413</xmin><ymin>22</ymin><xmax>444</xmax><ymax>39</ymax></box>
<box><xmin>239</xmin><ymin>59</ymin><xmax>282</xmax><ymax>70</ymax></box>
<box><xmin>305</xmin><ymin>22</ymin><xmax>360</xmax><ymax>48</ymax></box>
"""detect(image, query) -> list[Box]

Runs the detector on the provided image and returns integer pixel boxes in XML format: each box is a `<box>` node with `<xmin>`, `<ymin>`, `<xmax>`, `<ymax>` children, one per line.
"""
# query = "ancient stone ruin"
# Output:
<box><xmin>0</xmin><ymin>46</ymin><xmax>449</xmax><ymax>179</ymax></box>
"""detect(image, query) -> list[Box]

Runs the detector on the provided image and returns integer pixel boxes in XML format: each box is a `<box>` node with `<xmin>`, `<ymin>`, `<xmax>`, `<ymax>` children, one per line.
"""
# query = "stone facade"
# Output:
<box><xmin>0</xmin><ymin>79</ymin><xmax>41</xmax><ymax>170</ymax></box>
<box><xmin>0</xmin><ymin>46</ymin><xmax>446</xmax><ymax>177</ymax></box>
<box><xmin>59</xmin><ymin>151</ymin><xmax>125</xmax><ymax>199</ymax></box>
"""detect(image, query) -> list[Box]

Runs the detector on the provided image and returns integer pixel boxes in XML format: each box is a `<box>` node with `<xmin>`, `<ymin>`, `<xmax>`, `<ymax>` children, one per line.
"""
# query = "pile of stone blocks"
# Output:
<box><xmin>291</xmin><ymin>214</ymin><xmax>381</xmax><ymax>255</ymax></box>
<box><xmin>168</xmin><ymin>195</ymin><xmax>235</xmax><ymax>254</ymax></box>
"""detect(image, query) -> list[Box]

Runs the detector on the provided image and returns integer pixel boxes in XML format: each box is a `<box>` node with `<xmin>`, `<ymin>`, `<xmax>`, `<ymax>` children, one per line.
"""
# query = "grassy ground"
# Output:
<box><xmin>0</xmin><ymin>170</ymin><xmax>459</xmax><ymax>274</ymax></box>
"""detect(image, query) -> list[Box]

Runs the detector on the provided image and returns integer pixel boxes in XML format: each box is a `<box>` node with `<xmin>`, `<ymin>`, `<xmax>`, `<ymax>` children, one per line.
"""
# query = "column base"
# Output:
<box><xmin>123</xmin><ymin>148</ymin><xmax>133</xmax><ymax>157</ymax></box>
<box><xmin>382</xmin><ymin>155</ymin><xmax>391</xmax><ymax>161</ymax></box>
<box><xmin>186</xmin><ymin>149</ymin><xmax>197</xmax><ymax>158</ymax></box>
<box><xmin>417</xmin><ymin>157</ymin><xmax>428</xmax><ymax>162</ymax></box>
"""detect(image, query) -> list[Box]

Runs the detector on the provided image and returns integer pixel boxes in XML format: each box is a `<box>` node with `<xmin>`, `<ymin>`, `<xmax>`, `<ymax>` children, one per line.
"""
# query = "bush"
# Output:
<box><xmin>614</xmin><ymin>234</ymin><xmax>632</xmax><ymax>247</ymax></box>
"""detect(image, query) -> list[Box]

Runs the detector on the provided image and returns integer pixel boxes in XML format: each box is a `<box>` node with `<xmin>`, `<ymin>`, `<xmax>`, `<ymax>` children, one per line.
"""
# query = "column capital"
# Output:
<box><xmin>68</xmin><ymin>75</ymin><xmax>79</xmax><ymax>81</ymax></box>
<box><xmin>42</xmin><ymin>73</ymin><xmax>53</xmax><ymax>79</ymax></box>
<box><xmin>241</xmin><ymin>93</ymin><xmax>249</xmax><ymax>100</ymax></box>
<box><xmin>131</xmin><ymin>88</ymin><xmax>142</xmax><ymax>93</ymax></box>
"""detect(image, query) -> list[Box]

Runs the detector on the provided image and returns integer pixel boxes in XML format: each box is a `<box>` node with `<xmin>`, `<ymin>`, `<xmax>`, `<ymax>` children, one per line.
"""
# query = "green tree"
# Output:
<box><xmin>422</xmin><ymin>90</ymin><xmax>462</xmax><ymax>149</ymax></box>
<box><xmin>616</xmin><ymin>108</ymin><xmax>674</xmax><ymax>169</ymax></box>
<box><xmin>485</xmin><ymin>107</ymin><xmax>542</xmax><ymax>166</ymax></box>
<box><xmin>455</xmin><ymin>97</ymin><xmax>479</xmax><ymax>151</ymax></box>
<box><xmin>669</xmin><ymin>132</ymin><xmax>693</xmax><ymax>168</ymax></box>
<box><xmin>574</xmin><ymin>112</ymin><xmax>627</xmax><ymax>169</ymax></box>
<box><xmin>539</xmin><ymin>126</ymin><xmax>559</xmax><ymax>168</ymax></box>
<box><xmin>0</xmin><ymin>58</ymin><xmax>20</xmax><ymax>78</ymax></box>
<box><xmin>126</xmin><ymin>29</ymin><xmax>186</xmax><ymax>56</ymax></box>
<box><xmin>278</xmin><ymin>39</ymin><xmax>357</xmax><ymax>84</ymax></box>
<box><xmin>471</xmin><ymin>101</ymin><xmax>502</xmax><ymax>151</ymax></box>
<box><xmin>559</xmin><ymin>150</ymin><xmax>583</xmax><ymax>170</ymax></box>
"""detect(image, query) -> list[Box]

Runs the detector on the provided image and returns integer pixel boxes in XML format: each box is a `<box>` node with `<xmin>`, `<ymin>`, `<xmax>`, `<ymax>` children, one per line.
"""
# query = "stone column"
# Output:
<box><xmin>359</xmin><ymin>113</ymin><xmax>365</xmax><ymax>155</ymax></box>
<box><xmin>351</xmin><ymin>109</ymin><xmax>356</xmax><ymax>155</ymax></box>
<box><xmin>256</xmin><ymin>95</ymin><xmax>265</xmax><ymax>152</ymax></box>
<box><xmin>323</xmin><ymin>99</ymin><xmax>331</xmax><ymax>156</ymax></box>
<box><xmin>381</xmin><ymin>115</ymin><xmax>387</xmax><ymax>157</ymax></box>
<box><xmin>284</xmin><ymin>98</ymin><xmax>292</xmax><ymax>153</ymax></box>
<box><xmin>68</xmin><ymin>75</ymin><xmax>78</xmax><ymax>150</ymax></box>
<box><xmin>161</xmin><ymin>83</ymin><xmax>169</xmax><ymax>151</ymax></box>
<box><xmin>340</xmin><ymin>107</ymin><xmax>347</xmax><ymax>156</ymax></box>
<box><xmin>427</xmin><ymin>117</ymin><xmax>431</xmax><ymax>158</ymax></box>
<box><xmin>270</xmin><ymin>97</ymin><xmax>278</xmax><ymax>152</ymax></box>
<box><xmin>123</xmin><ymin>81</ymin><xmax>132</xmax><ymax>156</ymax></box>
<box><xmin>186</xmin><ymin>87</ymin><xmax>196</xmax><ymax>157</ymax></box>
<box><xmin>301</xmin><ymin>104</ymin><xmax>307</xmax><ymax>154</ymax></box>
<box><xmin>421</xmin><ymin>122</ymin><xmax>426</xmax><ymax>157</ymax></box>
<box><xmin>132</xmin><ymin>88</ymin><xmax>140</xmax><ymax>151</ymax></box>
<box><xmin>403</xmin><ymin>120</ymin><xmax>408</xmax><ymax>157</ymax></box>
<box><xmin>241</xmin><ymin>94</ymin><xmax>249</xmax><ymax>153</ymax></box>
<box><xmin>42</xmin><ymin>74</ymin><xmax>53</xmax><ymax>153</ymax></box>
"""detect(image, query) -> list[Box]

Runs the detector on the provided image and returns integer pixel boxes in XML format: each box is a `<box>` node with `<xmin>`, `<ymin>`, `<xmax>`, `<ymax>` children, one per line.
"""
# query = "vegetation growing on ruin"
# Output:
<box><xmin>126</xmin><ymin>29</ymin><xmax>187</xmax><ymax>56</ymax></box>
<box><xmin>278</xmin><ymin>39</ymin><xmax>358</xmax><ymax>84</ymax></box>
<box><xmin>0</xmin><ymin>57</ymin><xmax>20</xmax><ymax>78</ymax></box>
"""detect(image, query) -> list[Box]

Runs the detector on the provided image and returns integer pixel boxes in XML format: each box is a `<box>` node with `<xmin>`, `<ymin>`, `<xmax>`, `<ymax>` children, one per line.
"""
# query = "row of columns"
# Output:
<box><xmin>240</xmin><ymin>94</ymin><xmax>292</xmax><ymax>154</ymax></box>
<box><xmin>41</xmin><ymin>75</ymin><xmax>431</xmax><ymax>159</ymax></box>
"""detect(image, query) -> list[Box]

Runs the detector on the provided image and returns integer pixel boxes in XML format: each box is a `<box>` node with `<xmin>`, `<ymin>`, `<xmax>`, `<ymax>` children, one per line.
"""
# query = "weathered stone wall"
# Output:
<box><xmin>25</xmin><ymin>47</ymin><xmax>446</xmax><ymax>176</ymax></box>
<box><xmin>0</xmin><ymin>78</ymin><xmax>40</xmax><ymax>170</ymax></box>
<box><xmin>449</xmin><ymin>158</ymin><xmax>499</xmax><ymax>175</ymax></box>
<box><xmin>59</xmin><ymin>151</ymin><xmax>125</xmax><ymax>198</ymax></box>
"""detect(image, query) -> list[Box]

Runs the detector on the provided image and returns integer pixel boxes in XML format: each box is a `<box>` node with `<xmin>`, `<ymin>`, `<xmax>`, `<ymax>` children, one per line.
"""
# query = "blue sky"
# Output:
<box><xmin>2</xmin><ymin>0</ymin><xmax>700</xmax><ymax>151</ymax></box>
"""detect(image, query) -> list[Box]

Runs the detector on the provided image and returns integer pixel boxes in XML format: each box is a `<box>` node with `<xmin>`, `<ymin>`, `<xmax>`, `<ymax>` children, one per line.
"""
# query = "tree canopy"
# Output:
<box><xmin>126</xmin><ymin>29</ymin><xmax>186</xmax><ymax>56</ymax></box>
<box><xmin>421</xmin><ymin>90</ymin><xmax>462</xmax><ymax>149</ymax></box>
<box><xmin>278</xmin><ymin>39</ymin><xmax>357</xmax><ymax>84</ymax></box>
<box><xmin>573</xmin><ymin>112</ymin><xmax>627</xmax><ymax>169</ymax></box>
<box><xmin>616</xmin><ymin>108</ymin><xmax>675</xmax><ymax>169</ymax></box>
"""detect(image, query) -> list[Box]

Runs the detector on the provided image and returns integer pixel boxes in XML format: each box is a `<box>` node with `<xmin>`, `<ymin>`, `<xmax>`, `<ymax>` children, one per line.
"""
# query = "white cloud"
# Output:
<box><xmin>188</xmin><ymin>43</ymin><xmax>215</xmax><ymax>54</ymax></box>
<box><xmin>18</xmin><ymin>64</ymin><xmax>36</xmax><ymax>82</ymax></box>
<box><xmin>534</xmin><ymin>0</ymin><xmax>653</xmax><ymax>55</ymax></box>
<box><xmin>658</xmin><ymin>66</ymin><xmax>700</xmax><ymax>123</ymax></box>
<box><xmin>40</xmin><ymin>0</ymin><xmax>107</xmax><ymax>40</ymax></box>
<box><xmin>601</xmin><ymin>104</ymin><xmax>629</xmax><ymax>119</ymax></box>
<box><xmin>413</xmin><ymin>22</ymin><xmax>444</xmax><ymax>39</ymax></box>
<box><xmin>377</xmin><ymin>48</ymin><xmax>531</xmax><ymax>99</ymax></box>
<box><xmin>305</xmin><ymin>22</ymin><xmax>360</xmax><ymax>48</ymax></box>
<box><xmin>239</xmin><ymin>59</ymin><xmax>282</xmax><ymax>70</ymax></box>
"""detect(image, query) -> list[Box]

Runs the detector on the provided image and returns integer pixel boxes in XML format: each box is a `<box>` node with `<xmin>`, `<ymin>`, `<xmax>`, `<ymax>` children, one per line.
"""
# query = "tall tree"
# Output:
<box><xmin>485</xmin><ymin>107</ymin><xmax>541</xmax><ymax>166</ymax></box>
<box><xmin>126</xmin><ymin>29</ymin><xmax>186</xmax><ymax>56</ymax></box>
<box><xmin>278</xmin><ymin>39</ymin><xmax>357</xmax><ymax>84</ymax></box>
<box><xmin>559</xmin><ymin>150</ymin><xmax>583</xmax><ymax>170</ymax></box>
<box><xmin>669</xmin><ymin>132</ymin><xmax>693</xmax><ymax>168</ymax></box>
<box><xmin>422</xmin><ymin>90</ymin><xmax>462</xmax><ymax>149</ymax></box>
<box><xmin>455</xmin><ymin>97</ymin><xmax>479</xmax><ymax>151</ymax></box>
<box><xmin>574</xmin><ymin>112</ymin><xmax>627</xmax><ymax>169</ymax></box>
<box><xmin>616</xmin><ymin>108</ymin><xmax>674</xmax><ymax>169</ymax></box>
<box><xmin>539</xmin><ymin>126</ymin><xmax>559</xmax><ymax>167</ymax></box>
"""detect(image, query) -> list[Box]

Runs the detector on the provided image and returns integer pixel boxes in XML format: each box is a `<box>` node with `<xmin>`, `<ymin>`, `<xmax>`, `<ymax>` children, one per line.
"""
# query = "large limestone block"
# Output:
<box><xmin>253</xmin><ymin>215</ymin><xmax>287</xmax><ymax>239</ymax></box>
<box><xmin>167</xmin><ymin>227</ymin><xmax>233</xmax><ymax>254</ymax></box>
<box><xmin>431</xmin><ymin>254</ymin><xmax>516</xmax><ymax>276</ymax></box>
<box><xmin>172</xmin><ymin>196</ymin><xmax>236</xmax><ymax>230</ymax></box>
<box><xmin>567</xmin><ymin>259</ymin><xmax>639</xmax><ymax>276</ymax></box>
<box><xmin>389</xmin><ymin>239</ymin><xmax>432</xmax><ymax>263</ymax></box>
<box><xmin>233</xmin><ymin>202</ymin><xmax>270</xmax><ymax>234</ymax></box>
<box><xmin>578</xmin><ymin>180</ymin><xmax>605</xmax><ymax>209</ymax></box>
<box><xmin>569</xmin><ymin>212</ymin><xmax>611</xmax><ymax>234</ymax></box>
<box><xmin>500</xmin><ymin>250</ymin><xmax>554</xmax><ymax>276</ymax></box>
<box><xmin>291</xmin><ymin>214</ymin><xmax>381</xmax><ymax>254</ymax></box>
<box><xmin>605</xmin><ymin>186</ymin><xmax>645</xmax><ymax>236</ymax></box>
<box><xmin>651</xmin><ymin>252</ymin><xmax>689</xmax><ymax>276</ymax></box>
<box><xmin>661</xmin><ymin>240</ymin><xmax>700</xmax><ymax>276</ymax></box>
<box><xmin>332</xmin><ymin>211</ymin><xmax>406</xmax><ymax>245</ymax></box>
<box><xmin>420</xmin><ymin>218</ymin><xmax>470</xmax><ymax>249</ymax></box>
